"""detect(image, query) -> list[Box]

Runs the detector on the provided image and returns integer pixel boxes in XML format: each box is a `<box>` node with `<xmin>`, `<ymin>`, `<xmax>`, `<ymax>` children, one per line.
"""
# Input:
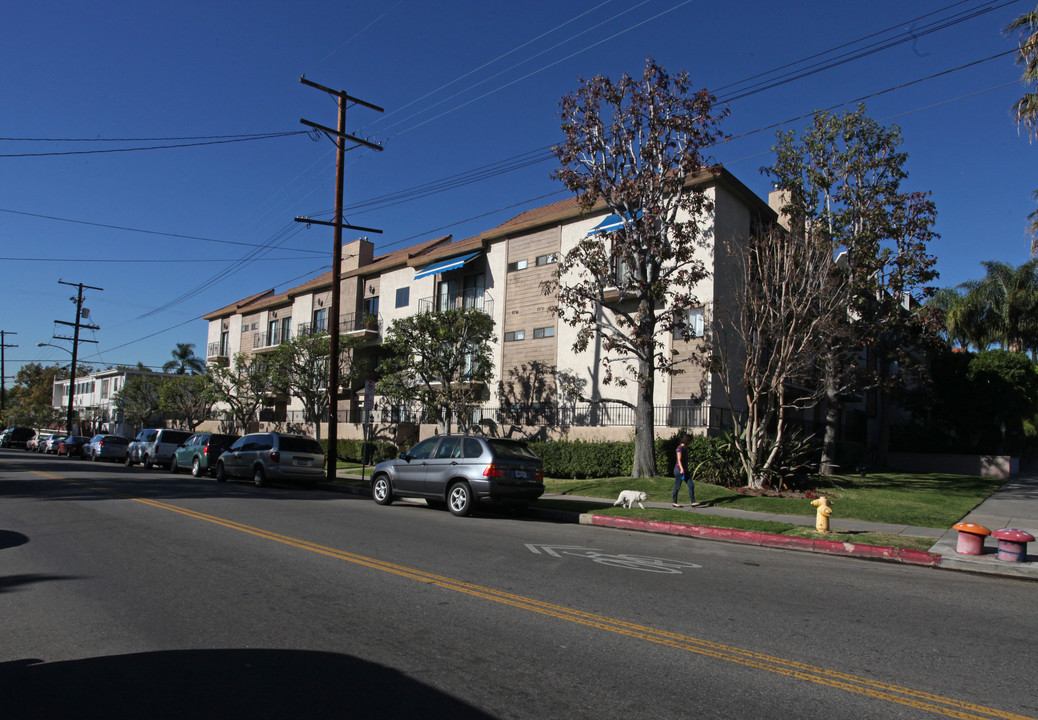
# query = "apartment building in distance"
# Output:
<box><xmin>201</xmin><ymin>166</ymin><xmax>777</xmax><ymax>443</ymax></box>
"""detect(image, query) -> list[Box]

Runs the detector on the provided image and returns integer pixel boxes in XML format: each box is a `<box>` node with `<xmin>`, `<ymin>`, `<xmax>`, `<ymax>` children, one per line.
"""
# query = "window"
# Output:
<box><xmin>364</xmin><ymin>296</ymin><xmax>379</xmax><ymax>317</ymax></box>
<box><xmin>395</xmin><ymin>287</ymin><xmax>409</xmax><ymax>308</ymax></box>
<box><xmin>504</xmin><ymin>331</ymin><xmax>525</xmax><ymax>342</ymax></box>
<box><xmin>507</xmin><ymin>259</ymin><xmax>528</xmax><ymax>272</ymax></box>
<box><xmin>536</xmin><ymin>253</ymin><xmax>557</xmax><ymax>266</ymax></box>
<box><xmin>280</xmin><ymin>317</ymin><xmax>292</xmax><ymax>344</ymax></box>
<box><xmin>267</xmin><ymin>320</ymin><xmax>279</xmax><ymax>346</ymax></box>
<box><xmin>533</xmin><ymin>326</ymin><xmax>555</xmax><ymax>339</ymax></box>
<box><xmin>313</xmin><ymin>308</ymin><xmax>327</xmax><ymax>333</ymax></box>
<box><xmin>674</xmin><ymin>307</ymin><xmax>705</xmax><ymax>340</ymax></box>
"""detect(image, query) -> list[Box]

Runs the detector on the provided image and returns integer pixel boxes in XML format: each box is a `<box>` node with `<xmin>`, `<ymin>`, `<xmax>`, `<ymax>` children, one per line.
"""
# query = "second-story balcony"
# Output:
<box><xmin>418</xmin><ymin>289</ymin><xmax>494</xmax><ymax>316</ymax></box>
<box><xmin>297</xmin><ymin>312</ymin><xmax>381</xmax><ymax>340</ymax></box>
<box><xmin>206</xmin><ymin>340</ymin><xmax>229</xmax><ymax>361</ymax></box>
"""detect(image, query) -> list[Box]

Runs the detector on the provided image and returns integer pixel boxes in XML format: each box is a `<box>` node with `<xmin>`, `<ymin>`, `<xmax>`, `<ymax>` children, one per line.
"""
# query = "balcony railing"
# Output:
<box><xmin>206</xmin><ymin>341</ymin><xmax>229</xmax><ymax>359</ymax></box>
<box><xmin>297</xmin><ymin>312</ymin><xmax>381</xmax><ymax>339</ymax></box>
<box><xmin>418</xmin><ymin>289</ymin><xmax>493</xmax><ymax>316</ymax></box>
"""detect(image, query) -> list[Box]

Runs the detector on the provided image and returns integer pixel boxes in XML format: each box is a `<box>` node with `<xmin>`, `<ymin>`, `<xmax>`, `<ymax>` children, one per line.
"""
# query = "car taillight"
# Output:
<box><xmin>483</xmin><ymin>464</ymin><xmax>506</xmax><ymax>478</ymax></box>
<box><xmin>270</xmin><ymin>450</ymin><xmax>280</xmax><ymax>464</ymax></box>
<box><xmin>203</xmin><ymin>445</ymin><xmax>210</xmax><ymax>456</ymax></box>
<box><xmin>535</xmin><ymin>469</ymin><xmax>543</xmax><ymax>481</ymax></box>
<box><xmin>98</xmin><ymin>441</ymin><xmax>104</xmax><ymax>448</ymax></box>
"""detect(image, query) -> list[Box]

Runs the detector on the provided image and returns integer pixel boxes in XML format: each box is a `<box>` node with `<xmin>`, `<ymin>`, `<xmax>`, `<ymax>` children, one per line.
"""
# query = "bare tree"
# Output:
<box><xmin>713</xmin><ymin>226</ymin><xmax>846</xmax><ymax>488</ymax></box>
<box><xmin>548</xmin><ymin>57</ymin><xmax>728</xmax><ymax>478</ymax></box>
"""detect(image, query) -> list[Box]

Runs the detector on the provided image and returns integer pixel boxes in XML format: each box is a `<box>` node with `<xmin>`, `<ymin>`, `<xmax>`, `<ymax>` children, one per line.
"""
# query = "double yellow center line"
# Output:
<box><xmin>24</xmin><ymin>468</ymin><xmax>1036</xmax><ymax>720</ymax></box>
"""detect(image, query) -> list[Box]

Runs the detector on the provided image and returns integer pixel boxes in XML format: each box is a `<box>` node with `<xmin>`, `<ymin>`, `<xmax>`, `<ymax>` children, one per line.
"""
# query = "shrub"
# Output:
<box><xmin>320</xmin><ymin>438</ymin><xmax>398</xmax><ymax>465</ymax></box>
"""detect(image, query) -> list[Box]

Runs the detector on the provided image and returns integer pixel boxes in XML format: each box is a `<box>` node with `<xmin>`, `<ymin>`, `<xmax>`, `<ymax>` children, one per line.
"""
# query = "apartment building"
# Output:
<box><xmin>201</xmin><ymin>166</ymin><xmax>776</xmax><ymax>441</ymax></box>
<box><xmin>51</xmin><ymin>368</ymin><xmax>169</xmax><ymax>437</ymax></box>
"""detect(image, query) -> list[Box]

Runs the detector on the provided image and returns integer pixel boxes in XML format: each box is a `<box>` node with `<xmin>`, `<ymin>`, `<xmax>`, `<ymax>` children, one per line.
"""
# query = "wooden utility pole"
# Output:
<box><xmin>53</xmin><ymin>281</ymin><xmax>102</xmax><ymax>434</ymax></box>
<box><xmin>0</xmin><ymin>330</ymin><xmax>17</xmax><ymax>423</ymax></box>
<box><xmin>296</xmin><ymin>76</ymin><xmax>383</xmax><ymax>486</ymax></box>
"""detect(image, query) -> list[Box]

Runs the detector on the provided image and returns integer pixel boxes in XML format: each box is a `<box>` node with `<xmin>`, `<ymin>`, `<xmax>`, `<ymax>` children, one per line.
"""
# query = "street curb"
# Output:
<box><xmin>581</xmin><ymin>514</ymin><xmax>943</xmax><ymax>568</ymax></box>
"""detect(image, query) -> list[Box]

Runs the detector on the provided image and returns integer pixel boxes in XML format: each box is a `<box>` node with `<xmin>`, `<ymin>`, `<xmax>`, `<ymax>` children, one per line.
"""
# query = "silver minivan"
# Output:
<box><xmin>126</xmin><ymin>428</ymin><xmax>193</xmax><ymax>469</ymax></box>
<box><xmin>214</xmin><ymin>432</ymin><xmax>325</xmax><ymax>488</ymax></box>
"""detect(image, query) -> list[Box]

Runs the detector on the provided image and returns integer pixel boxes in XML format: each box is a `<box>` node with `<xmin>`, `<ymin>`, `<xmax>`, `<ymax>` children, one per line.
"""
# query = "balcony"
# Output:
<box><xmin>245</xmin><ymin>330</ymin><xmax>289</xmax><ymax>353</ymax></box>
<box><xmin>297</xmin><ymin>312</ymin><xmax>381</xmax><ymax>340</ymax></box>
<box><xmin>417</xmin><ymin>289</ymin><xmax>494</xmax><ymax>316</ymax></box>
<box><xmin>206</xmin><ymin>341</ymin><xmax>229</xmax><ymax>361</ymax></box>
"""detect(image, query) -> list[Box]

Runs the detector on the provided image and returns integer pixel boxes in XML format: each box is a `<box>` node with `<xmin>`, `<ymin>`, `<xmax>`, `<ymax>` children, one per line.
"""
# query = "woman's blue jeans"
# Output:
<box><xmin>673</xmin><ymin>469</ymin><xmax>695</xmax><ymax>503</ymax></box>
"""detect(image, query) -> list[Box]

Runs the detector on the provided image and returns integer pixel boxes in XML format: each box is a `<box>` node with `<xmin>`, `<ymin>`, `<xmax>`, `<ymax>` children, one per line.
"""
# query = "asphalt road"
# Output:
<box><xmin>2</xmin><ymin>448</ymin><xmax>1036</xmax><ymax>720</ymax></box>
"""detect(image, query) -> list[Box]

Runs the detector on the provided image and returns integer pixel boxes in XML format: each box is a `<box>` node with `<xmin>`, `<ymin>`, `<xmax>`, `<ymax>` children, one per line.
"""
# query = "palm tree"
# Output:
<box><xmin>1005</xmin><ymin>6</ymin><xmax>1038</xmax><ymax>248</ymax></box>
<box><xmin>961</xmin><ymin>261</ymin><xmax>1038</xmax><ymax>356</ymax></box>
<box><xmin>163</xmin><ymin>343</ymin><xmax>206</xmax><ymax>375</ymax></box>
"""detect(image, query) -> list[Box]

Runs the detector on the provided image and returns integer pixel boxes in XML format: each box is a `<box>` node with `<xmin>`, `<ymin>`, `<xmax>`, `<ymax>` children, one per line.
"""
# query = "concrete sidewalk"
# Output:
<box><xmin>334</xmin><ymin>471</ymin><xmax>1038</xmax><ymax>579</ymax></box>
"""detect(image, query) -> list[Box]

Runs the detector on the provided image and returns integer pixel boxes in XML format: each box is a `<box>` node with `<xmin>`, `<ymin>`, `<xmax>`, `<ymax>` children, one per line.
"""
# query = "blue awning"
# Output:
<box><xmin>587</xmin><ymin>210</ymin><xmax>642</xmax><ymax>236</ymax></box>
<box><xmin>413</xmin><ymin>252</ymin><xmax>481</xmax><ymax>280</ymax></box>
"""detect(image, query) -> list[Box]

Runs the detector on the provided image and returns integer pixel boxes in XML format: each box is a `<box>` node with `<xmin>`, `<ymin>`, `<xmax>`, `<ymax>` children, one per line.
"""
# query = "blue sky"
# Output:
<box><xmin>1</xmin><ymin>0</ymin><xmax>1034</xmax><ymax>382</ymax></box>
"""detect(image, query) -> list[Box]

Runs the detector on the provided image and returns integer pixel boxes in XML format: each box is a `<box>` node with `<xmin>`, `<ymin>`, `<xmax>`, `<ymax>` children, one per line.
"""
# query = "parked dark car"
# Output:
<box><xmin>170</xmin><ymin>432</ymin><xmax>240</xmax><ymax>477</ymax></box>
<box><xmin>371</xmin><ymin>435</ymin><xmax>544</xmax><ymax>516</ymax></box>
<box><xmin>57</xmin><ymin>436</ymin><xmax>91</xmax><ymax>457</ymax></box>
<box><xmin>214</xmin><ymin>433</ymin><xmax>325</xmax><ymax>488</ymax></box>
<box><xmin>85</xmin><ymin>434</ymin><xmax>131</xmax><ymax>462</ymax></box>
<box><xmin>1</xmin><ymin>427</ymin><xmax>36</xmax><ymax>449</ymax></box>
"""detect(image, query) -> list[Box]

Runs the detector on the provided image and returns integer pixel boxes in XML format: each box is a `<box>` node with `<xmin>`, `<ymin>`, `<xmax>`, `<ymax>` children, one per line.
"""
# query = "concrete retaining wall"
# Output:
<box><xmin>886</xmin><ymin>452</ymin><xmax>1018</xmax><ymax>479</ymax></box>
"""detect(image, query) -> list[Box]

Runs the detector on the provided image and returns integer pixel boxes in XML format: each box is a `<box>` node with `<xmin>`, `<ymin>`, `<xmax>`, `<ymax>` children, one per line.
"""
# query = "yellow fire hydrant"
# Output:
<box><xmin>810</xmin><ymin>497</ymin><xmax>833</xmax><ymax>533</ymax></box>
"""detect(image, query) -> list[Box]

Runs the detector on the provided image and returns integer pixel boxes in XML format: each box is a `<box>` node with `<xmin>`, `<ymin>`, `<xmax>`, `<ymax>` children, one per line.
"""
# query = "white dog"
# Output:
<box><xmin>613</xmin><ymin>490</ymin><xmax>648</xmax><ymax>509</ymax></box>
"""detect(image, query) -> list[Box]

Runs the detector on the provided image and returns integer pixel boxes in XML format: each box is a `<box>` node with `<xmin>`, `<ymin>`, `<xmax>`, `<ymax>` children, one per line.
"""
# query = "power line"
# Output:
<box><xmin>0</xmin><ymin>131</ymin><xmax>308</xmax><ymax>158</ymax></box>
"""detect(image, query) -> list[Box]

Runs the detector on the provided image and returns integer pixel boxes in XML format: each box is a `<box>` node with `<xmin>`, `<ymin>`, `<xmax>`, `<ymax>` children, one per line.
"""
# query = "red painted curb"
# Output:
<box><xmin>589</xmin><ymin>515</ymin><xmax>942</xmax><ymax>567</ymax></box>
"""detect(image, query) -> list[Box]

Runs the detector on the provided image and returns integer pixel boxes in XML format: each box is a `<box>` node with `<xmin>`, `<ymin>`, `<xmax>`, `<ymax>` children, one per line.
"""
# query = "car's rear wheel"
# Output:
<box><xmin>170</xmin><ymin>456</ymin><xmax>179</xmax><ymax>473</ymax></box>
<box><xmin>125</xmin><ymin>454</ymin><xmax>134</xmax><ymax>467</ymax></box>
<box><xmin>372</xmin><ymin>476</ymin><xmax>393</xmax><ymax>505</ymax></box>
<box><xmin>192</xmin><ymin>457</ymin><xmax>203</xmax><ymax>478</ymax></box>
<box><xmin>143</xmin><ymin>454</ymin><xmax>153</xmax><ymax>470</ymax></box>
<box><xmin>253</xmin><ymin>466</ymin><xmax>266</xmax><ymax>487</ymax></box>
<box><xmin>447</xmin><ymin>481</ymin><xmax>474</xmax><ymax>517</ymax></box>
<box><xmin>215</xmin><ymin>462</ymin><xmax>227</xmax><ymax>482</ymax></box>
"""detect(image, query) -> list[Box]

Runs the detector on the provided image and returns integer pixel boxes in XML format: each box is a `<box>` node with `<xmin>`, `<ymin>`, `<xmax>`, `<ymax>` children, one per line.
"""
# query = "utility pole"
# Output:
<box><xmin>53</xmin><ymin>281</ymin><xmax>102</xmax><ymax>435</ymax></box>
<box><xmin>295</xmin><ymin>76</ymin><xmax>383</xmax><ymax>486</ymax></box>
<box><xmin>0</xmin><ymin>330</ymin><xmax>17</xmax><ymax>424</ymax></box>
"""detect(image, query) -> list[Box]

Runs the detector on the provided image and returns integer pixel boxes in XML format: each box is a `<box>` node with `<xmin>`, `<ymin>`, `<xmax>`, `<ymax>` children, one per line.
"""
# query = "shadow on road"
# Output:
<box><xmin>0</xmin><ymin>649</ymin><xmax>496</xmax><ymax>720</ymax></box>
<box><xmin>0</xmin><ymin>530</ymin><xmax>29</xmax><ymax>550</ymax></box>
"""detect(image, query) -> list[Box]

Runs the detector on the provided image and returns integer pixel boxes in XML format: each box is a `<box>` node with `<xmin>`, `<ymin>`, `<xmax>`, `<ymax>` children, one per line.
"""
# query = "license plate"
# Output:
<box><xmin>294</xmin><ymin>457</ymin><xmax>313</xmax><ymax>467</ymax></box>
<box><xmin>515</xmin><ymin>470</ymin><xmax>526</xmax><ymax>479</ymax></box>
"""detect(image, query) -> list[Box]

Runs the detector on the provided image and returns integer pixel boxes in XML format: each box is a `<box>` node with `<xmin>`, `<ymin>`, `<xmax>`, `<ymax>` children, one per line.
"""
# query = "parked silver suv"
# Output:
<box><xmin>126</xmin><ymin>428</ymin><xmax>193</xmax><ymax>469</ymax></box>
<box><xmin>371</xmin><ymin>435</ymin><xmax>544</xmax><ymax>516</ymax></box>
<box><xmin>214</xmin><ymin>433</ymin><xmax>325</xmax><ymax>488</ymax></box>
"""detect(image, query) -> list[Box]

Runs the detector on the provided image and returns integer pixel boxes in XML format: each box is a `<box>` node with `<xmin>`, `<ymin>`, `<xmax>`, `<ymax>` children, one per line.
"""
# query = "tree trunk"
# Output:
<box><xmin>631</xmin><ymin>359</ymin><xmax>657</xmax><ymax>478</ymax></box>
<box><xmin>819</xmin><ymin>356</ymin><xmax>841</xmax><ymax>475</ymax></box>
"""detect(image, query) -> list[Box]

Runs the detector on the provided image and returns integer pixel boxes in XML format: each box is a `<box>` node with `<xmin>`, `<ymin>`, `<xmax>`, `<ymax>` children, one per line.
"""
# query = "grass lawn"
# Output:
<box><xmin>542</xmin><ymin>472</ymin><xmax>1006</xmax><ymax>529</ymax></box>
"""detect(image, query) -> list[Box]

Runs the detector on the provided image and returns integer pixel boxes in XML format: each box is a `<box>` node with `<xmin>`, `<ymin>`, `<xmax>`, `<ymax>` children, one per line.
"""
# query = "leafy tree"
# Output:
<box><xmin>764</xmin><ymin>104</ymin><xmax>939</xmax><ymax>470</ymax></box>
<box><xmin>113</xmin><ymin>375</ymin><xmax>164</xmax><ymax>434</ymax></box>
<box><xmin>547</xmin><ymin>57</ymin><xmax>728</xmax><ymax>478</ymax></box>
<box><xmin>158</xmin><ymin>375</ymin><xmax>214</xmax><ymax>431</ymax></box>
<box><xmin>270</xmin><ymin>332</ymin><xmax>365</xmax><ymax>441</ymax></box>
<box><xmin>377</xmin><ymin>308</ymin><xmax>495</xmax><ymax>433</ymax></box>
<box><xmin>4</xmin><ymin>363</ymin><xmax>67</xmax><ymax>429</ymax></box>
<box><xmin>1004</xmin><ymin>5</ymin><xmax>1038</xmax><ymax>246</ymax></box>
<box><xmin>163</xmin><ymin>342</ymin><xmax>206</xmax><ymax>375</ymax></box>
<box><xmin>713</xmin><ymin>226</ymin><xmax>847</xmax><ymax>488</ymax></box>
<box><xmin>204</xmin><ymin>352</ymin><xmax>276</xmax><ymax>435</ymax></box>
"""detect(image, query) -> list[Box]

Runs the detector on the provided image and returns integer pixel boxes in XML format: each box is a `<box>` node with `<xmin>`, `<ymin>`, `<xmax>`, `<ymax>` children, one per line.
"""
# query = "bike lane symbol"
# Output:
<box><xmin>526</xmin><ymin>544</ymin><xmax>701</xmax><ymax>574</ymax></box>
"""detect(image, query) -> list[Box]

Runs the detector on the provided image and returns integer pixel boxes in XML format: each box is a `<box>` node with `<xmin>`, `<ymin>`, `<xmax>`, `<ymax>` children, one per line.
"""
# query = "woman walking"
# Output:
<box><xmin>672</xmin><ymin>435</ymin><xmax>700</xmax><ymax>508</ymax></box>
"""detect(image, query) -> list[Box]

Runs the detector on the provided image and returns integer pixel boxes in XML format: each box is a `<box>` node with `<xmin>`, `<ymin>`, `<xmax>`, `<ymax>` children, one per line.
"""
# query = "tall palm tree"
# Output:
<box><xmin>163</xmin><ymin>343</ymin><xmax>206</xmax><ymax>375</ymax></box>
<box><xmin>1005</xmin><ymin>6</ymin><xmax>1038</xmax><ymax>248</ymax></box>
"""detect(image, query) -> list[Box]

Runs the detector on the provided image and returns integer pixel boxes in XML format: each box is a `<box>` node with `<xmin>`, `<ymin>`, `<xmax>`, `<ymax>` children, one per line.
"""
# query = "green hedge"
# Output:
<box><xmin>529</xmin><ymin>432</ymin><xmax>726</xmax><ymax>479</ymax></box>
<box><xmin>319</xmin><ymin>438</ymin><xmax>399</xmax><ymax>465</ymax></box>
